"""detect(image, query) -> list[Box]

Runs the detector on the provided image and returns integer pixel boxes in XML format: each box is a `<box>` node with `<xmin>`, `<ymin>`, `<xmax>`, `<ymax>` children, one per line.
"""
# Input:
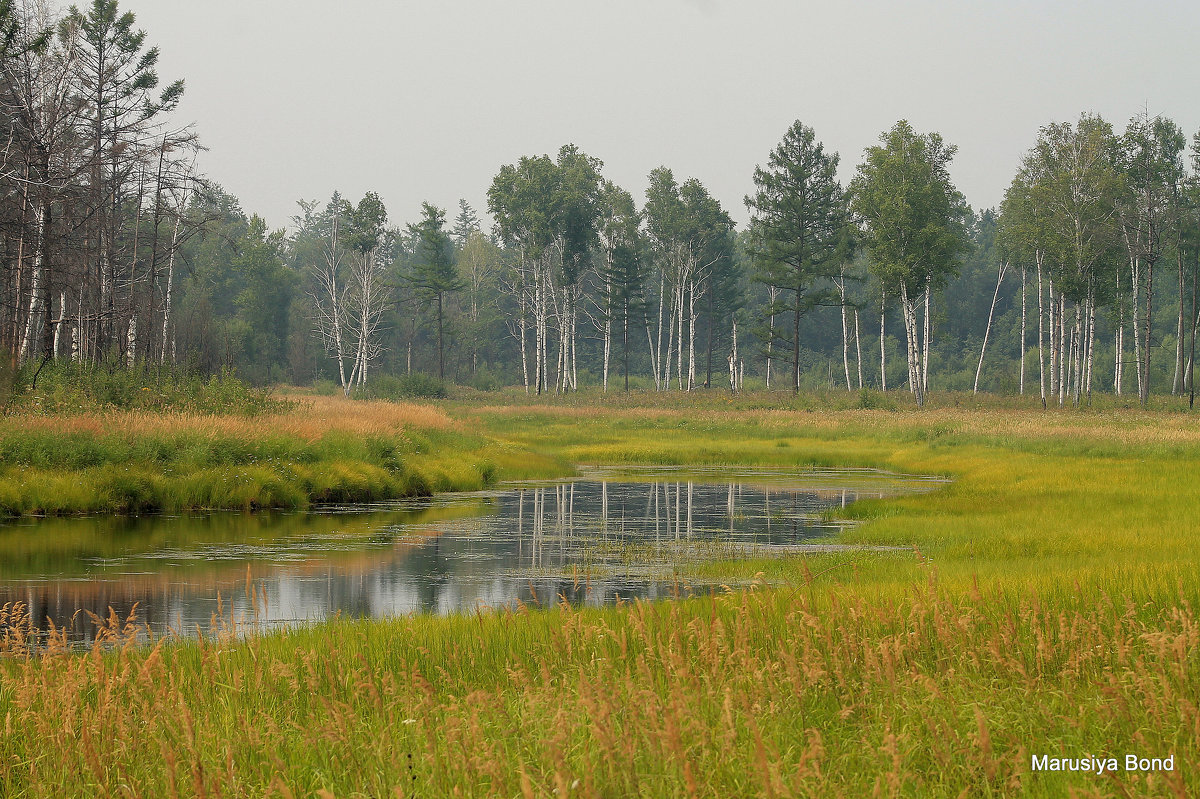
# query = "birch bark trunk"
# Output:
<box><xmin>1037</xmin><ymin>256</ymin><xmax>1046</xmax><ymax>408</ymax></box>
<box><xmin>838</xmin><ymin>273</ymin><xmax>851</xmax><ymax>391</ymax></box>
<box><xmin>854</xmin><ymin>309</ymin><xmax>864</xmax><ymax>390</ymax></box>
<box><xmin>921</xmin><ymin>281</ymin><xmax>931</xmax><ymax>396</ymax></box>
<box><xmin>18</xmin><ymin>204</ymin><xmax>50</xmax><ymax>364</ymax></box>
<box><xmin>879</xmin><ymin>290</ymin><xmax>887</xmax><ymax>392</ymax></box>
<box><xmin>974</xmin><ymin>260</ymin><xmax>1007</xmax><ymax>394</ymax></box>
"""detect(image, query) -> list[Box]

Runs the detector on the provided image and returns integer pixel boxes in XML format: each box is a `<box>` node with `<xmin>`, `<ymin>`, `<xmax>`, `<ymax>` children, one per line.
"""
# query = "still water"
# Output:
<box><xmin>0</xmin><ymin>466</ymin><xmax>944</xmax><ymax>643</ymax></box>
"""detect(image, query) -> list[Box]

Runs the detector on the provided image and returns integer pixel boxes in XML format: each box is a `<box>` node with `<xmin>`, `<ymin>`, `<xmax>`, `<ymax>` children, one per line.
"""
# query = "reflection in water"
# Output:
<box><xmin>0</xmin><ymin>466</ymin><xmax>944</xmax><ymax>643</ymax></box>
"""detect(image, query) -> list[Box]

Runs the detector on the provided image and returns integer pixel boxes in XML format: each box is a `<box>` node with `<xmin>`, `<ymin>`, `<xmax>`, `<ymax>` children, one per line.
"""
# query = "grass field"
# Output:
<box><xmin>0</xmin><ymin>394</ymin><xmax>563</xmax><ymax>515</ymax></box>
<box><xmin>0</xmin><ymin>391</ymin><xmax>1197</xmax><ymax>797</ymax></box>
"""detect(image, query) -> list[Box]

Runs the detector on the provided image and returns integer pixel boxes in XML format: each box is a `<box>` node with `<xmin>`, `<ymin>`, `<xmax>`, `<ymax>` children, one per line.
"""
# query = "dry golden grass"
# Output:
<box><xmin>0</xmin><ymin>582</ymin><xmax>1194</xmax><ymax>797</ymax></box>
<box><xmin>6</xmin><ymin>394</ymin><xmax>457</xmax><ymax>442</ymax></box>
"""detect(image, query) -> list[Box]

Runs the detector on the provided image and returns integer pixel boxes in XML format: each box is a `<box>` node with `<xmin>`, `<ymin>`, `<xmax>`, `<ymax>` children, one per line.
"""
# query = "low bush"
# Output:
<box><xmin>9</xmin><ymin>361</ymin><xmax>289</xmax><ymax>416</ymax></box>
<box><xmin>360</xmin><ymin>372</ymin><xmax>448</xmax><ymax>400</ymax></box>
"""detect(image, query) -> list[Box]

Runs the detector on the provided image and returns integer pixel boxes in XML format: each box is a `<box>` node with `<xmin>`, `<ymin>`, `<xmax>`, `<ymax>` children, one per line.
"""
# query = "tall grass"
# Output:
<box><xmin>0</xmin><ymin>580</ymin><xmax>1193</xmax><ymax>797</ymax></box>
<box><xmin>6</xmin><ymin>361</ymin><xmax>288</xmax><ymax>416</ymax></box>
<box><xmin>1</xmin><ymin>398</ymin><xmax>1198</xmax><ymax>795</ymax></box>
<box><xmin>0</xmin><ymin>395</ymin><xmax>564</xmax><ymax>515</ymax></box>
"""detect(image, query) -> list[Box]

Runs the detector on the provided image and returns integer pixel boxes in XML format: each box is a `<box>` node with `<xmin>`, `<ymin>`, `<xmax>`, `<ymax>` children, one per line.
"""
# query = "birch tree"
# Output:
<box><xmin>489</xmin><ymin>149</ymin><xmax>601</xmax><ymax>394</ymax></box>
<box><xmin>999</xmin><ymin>164</ymin><xmax>1056</xmax><ymax>407</ymax></box>
<box><xmin>1116</xmin><ymin>111</ymin><xmax>1185</xmax><ymax>407</ymax></box>
<box><xmin>851</xmin><ymin>121</ymin><xmax>970</xmax><ymax>407</ymax></box>
<box><xmin>1025</xmin><ymin>115</ymin><xmax>1122</xmax><ymax>406</ymax></box>
<box><xmin>644</xmin><ymin>168</ymin><xmax>733</xmax><ymax>391</ymax></box>
<box><xmin>594</xmin><ymin>179</ymin><xmax>644</xmax><ymax>391</ymax></box>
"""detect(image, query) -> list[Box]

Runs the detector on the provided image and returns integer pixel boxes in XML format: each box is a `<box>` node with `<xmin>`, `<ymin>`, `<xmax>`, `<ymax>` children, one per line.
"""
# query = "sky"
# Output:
<box><xmin>129</xmin><ymin>0</ymin><xmax>1200</xmax><ymax>232</ymax></box>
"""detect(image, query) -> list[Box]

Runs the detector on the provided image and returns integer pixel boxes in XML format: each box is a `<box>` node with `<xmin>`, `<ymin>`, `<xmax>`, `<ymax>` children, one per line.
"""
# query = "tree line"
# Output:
<box><xmin>3</xmin><ymin>2</ymin><xmax>1198</xmax><ymax>407</ymax></box>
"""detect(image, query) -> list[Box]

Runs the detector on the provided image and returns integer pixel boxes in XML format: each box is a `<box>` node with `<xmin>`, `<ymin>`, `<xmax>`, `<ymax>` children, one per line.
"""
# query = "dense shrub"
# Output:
<box><xmin>9</xmin><ymin>362</ymin><xmax>290</xmax><ymax>416</ymax></box>
<box><xmin>360</xmin><ymin>373</ymin><xmax>447</xmax><ymax>400</ymax></box>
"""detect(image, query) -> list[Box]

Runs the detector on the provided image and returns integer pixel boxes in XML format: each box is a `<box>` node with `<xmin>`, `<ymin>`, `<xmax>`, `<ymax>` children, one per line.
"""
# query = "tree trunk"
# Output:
<box><xmin>1175</xmin><ymin>247</ymin><xmax>1185</xmax><ymax>394</ymax></box>
<box><xmin>1019</xmin><ymin>266</ymin><xmax>1026</xmax><ymax>395</ymax></box>
<box><xmin>921</xmin><ymin>280</ymin><xmax>931</xmax><ymax>396</ymax></box>
<box><xmin>654</xmin><ymin>268</ymin><xmax>665</xmax><ymax>390</ymax></box>
<box><xmin>854</xmin><ymin>308</ymin><xmax>864</xmax><ymax>390</ymax></box>
<box><xmin>18</xmin><ymin>204</ymin><xmax>51</xmax><ymax>364</ymax></box>
<box><xmin>900</xmin><ymin>283</ymin><xmax>923</xmax><ymax>407</ymax></box>
<box><xmin>160</xmin><ymin>214</ymin><xmax>181</xmax><ymax>365</ymax></box>
<box><xmin>437</xmin><ymin>293</ymin><xmax>444</xmax><ymax>382</ymax></box>
<box><xmin>1190</xmin><ymin>252</ymin><xmax>1199</xmax><ymax>408</ymax></box>
<box><xmin>838</xmin><ymin>274</ymin><xmax>851</xmax><ymax>391</ymax></box>
<box><xmin>687</xmin><ymin>278</ymin><xmax>697</xmax><ymax>391</ymax></box>
<box><xmin>1131</xmin><ymin>257</ymin><xmax>1143</xmax><ymax>400</ymax></box>
<box><xmin>879</xmin><ymin>289</ymin><xmax>887</xmax><ymax>393</ymax></box>
<box><xmin>1036</xmin><ymin>256</ymin><xmax>1046</xmax><ymax>408</ymax></box>
<box><xmin>519</xmin><ymin>287</ymin><xmax>529</xmax><ymax>392</ymax></box>
<box><xmin>974</xmin><ymin>260</ymin><xmax>1007</xmax><ymax>395</ymax></box>
<box><xmin>602</xmin><ymin>277</ymin><xmax>611</xmax><ymax>392</ymax></box>
<box><xmin>792</xmin><ymin>276</ymin><xmax>801</xmax><ymax>393</ymax></box>
<box><xmin>1141</xmin><ymin>258</ymin><xmax>1154</xmax><ymax>407</ymax></box>
<box><xmin>1085</xmin><ymin>287</ymin><xmax>1096</xmax><ymax>404</ymax></box>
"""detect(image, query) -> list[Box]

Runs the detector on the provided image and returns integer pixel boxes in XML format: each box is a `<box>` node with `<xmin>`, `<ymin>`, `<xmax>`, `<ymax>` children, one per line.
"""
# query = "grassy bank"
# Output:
<box><xmin>2</xmin><ymin>396</ymin><xmax>1198</xmax><ymax>796</ymax></box>
<box><xmin>0</xmin><ymin>395</ymin><xmax>563</xmax><ymax>515</ymax></box>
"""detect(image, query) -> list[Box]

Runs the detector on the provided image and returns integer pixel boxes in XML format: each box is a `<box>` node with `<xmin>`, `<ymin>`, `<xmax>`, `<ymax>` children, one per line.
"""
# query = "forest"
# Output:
<box><xmin>1</xmin><ymin>0</ymin><xmax>1198</xmax><ymax>410</ymax></box>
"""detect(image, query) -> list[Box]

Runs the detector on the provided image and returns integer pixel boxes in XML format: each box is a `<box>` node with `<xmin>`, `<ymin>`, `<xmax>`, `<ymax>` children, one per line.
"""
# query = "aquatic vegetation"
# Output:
<box><xmin>1</xmin><ymin>398</ymin><xmax>1198</xmax><ymax>795</ymax></box>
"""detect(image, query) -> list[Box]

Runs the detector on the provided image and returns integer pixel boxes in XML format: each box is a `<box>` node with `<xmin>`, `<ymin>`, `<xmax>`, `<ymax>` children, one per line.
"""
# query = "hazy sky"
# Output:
<box><xmin>129</xmin><ymin>0</ymin><xmax>1199</xmax><ymax>232</ymax></box>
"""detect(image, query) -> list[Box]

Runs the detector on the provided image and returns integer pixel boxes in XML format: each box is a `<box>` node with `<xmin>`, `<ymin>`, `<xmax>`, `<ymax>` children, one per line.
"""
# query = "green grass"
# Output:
<box><xmin>1</xmin><ymin>394</ymin><xmax>1198</xmax><ymax>796</ymax></box>
<box><xmin>5</xmin><ymin>361</ymin><xmax>288</xmax><ymax>416</ymax></box>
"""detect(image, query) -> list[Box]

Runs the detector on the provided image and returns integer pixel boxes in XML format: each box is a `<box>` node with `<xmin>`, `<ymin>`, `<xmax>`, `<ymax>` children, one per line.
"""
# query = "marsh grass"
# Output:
<box><xmin>0</xmin><ymin>578</ymin><xmax>1194</xmax><ymax>797</ymax></box>
<box><xmin>3</xmin><ymin>397</ymin><xmax>1200</xmax><ymax>796</ymax></box>
<box><xmin>0</xmin><ymin>395</ymin><xmax>564</xmax><ymax>515</ymax></box>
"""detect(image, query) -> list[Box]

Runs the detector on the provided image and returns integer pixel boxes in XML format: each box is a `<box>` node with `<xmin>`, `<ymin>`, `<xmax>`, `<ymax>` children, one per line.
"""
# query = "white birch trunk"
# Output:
<box><xmin>687</xmin><ymin>279</ymin><xmax>697</xmax><ymax>392</ymax></box>
<box><xmin>921</xmin><ymin>281</ymin><xmax>931</xmax><ymax>397</ymax></box>
<box><xmin>654</xmin><ymin>268</ymin><xmax>666</xmax><ymax>390</ymax></box>
<box><xmin>974</xmin><ymin>261</ymin><xmax>1007</xmax><ymax>395</ymax></box>
<box><xmin>879</xmin><ymin>289</ymin><xmax>887</xmax><ymax>393</ymax></box>
<box><xmin>52</xmin><ymin>292</ymin><xmax>65</xmax><ymax>358</ymax></box>
<box><xmin>838</xmin><ymin>275</ymin><xmax>851</xmax><ymax>391</ymax></box>
<box><xmin>1037</xmin><ymin>258</ymin><xmax>1046</xmax><ymax>407</ymax></box>
<box><xmin>160</xmin><ymin>214</ymin><xmax>181</xmax><ymax>365</ymax></box>
<box><xmin>854</xmin><ymin>309</ymin><xmax>864</xmax><ymax>390</ymax></box>
<box><xmin>18</xmin><ymin>206</ymin><xmax>47</xmax><ymax>363</ymax></box>
<box><xmin>602</xmin><ymin>276</ymin><xmax>611</xmax><ymax>392</ymax></box>
<box><xmin>519</xmin><ymin>289</ymin><xmax>529</xmax><ymax>393</ymax></box>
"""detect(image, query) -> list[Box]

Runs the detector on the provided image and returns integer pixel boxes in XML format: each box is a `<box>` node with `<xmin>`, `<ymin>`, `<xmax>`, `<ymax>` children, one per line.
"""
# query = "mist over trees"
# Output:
<box><xmin>2</xmin><ymin>2</ymin><xmax>1198</xmax><ymax>407</ymax></box>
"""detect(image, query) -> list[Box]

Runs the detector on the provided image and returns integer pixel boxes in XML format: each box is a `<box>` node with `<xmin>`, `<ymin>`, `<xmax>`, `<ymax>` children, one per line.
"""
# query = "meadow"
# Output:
<box><xmin>0</xmin><ymin>393</ymin><xmax>561</xmax><ymax>516</ymax></box>
<box><xmin>0</xmin><ymin>389</ymin><xmax>1197</xmax><ymax>797</ymax></box>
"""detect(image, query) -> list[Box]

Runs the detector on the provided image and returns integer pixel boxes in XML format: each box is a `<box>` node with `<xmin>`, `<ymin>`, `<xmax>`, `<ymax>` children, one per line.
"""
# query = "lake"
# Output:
<box><xmin>0</xmin><ymin>466</ymin><xmax>945</xmax><ymax>644</ymax></box>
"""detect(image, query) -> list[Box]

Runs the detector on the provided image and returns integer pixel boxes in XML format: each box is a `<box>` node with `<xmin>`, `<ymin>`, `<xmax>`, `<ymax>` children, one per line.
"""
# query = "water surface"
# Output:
<box><xmin>0</xmin><ymin>466</ymin><xmax>945</xmax><ymax>643</ymax></box>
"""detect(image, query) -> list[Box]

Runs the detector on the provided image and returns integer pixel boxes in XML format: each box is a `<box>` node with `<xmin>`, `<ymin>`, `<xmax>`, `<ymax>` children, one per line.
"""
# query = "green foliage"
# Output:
<box><xmin>175</xmin><ymin>190</ymin><xmax>296</xmax><ymax>383</ymax></box>
<box><xmin>467</xmin><ymin>367</ymin><xmax>503</xmax><ymax>392</ymax></box>
<box><xmin>855</xmin><ymin>387</ymin><xmax>895</xmax><ymax>410</ymax></box>
<box><xmin>360</xmin><ymin>373</ymin><xmax>447</xmax><ymax>400</ymax></box>
<box><xmin>10</xmin><ymin>362</ymin><xmax>288</xmax><ymax>416</ymax></box>
<box><xmin>851</xmin><ymin>120</ymin><xmax>971</xmax><ymax>299</ymax></box>
<box><xmin>746</xmin><ymin>120</ymin><xmax>849</xmax><ymax>390</ymax></box>
<box><xmin>310</xmin><ymin>378</ymin><xmax>340</xmax><ymax>396</ymax></box>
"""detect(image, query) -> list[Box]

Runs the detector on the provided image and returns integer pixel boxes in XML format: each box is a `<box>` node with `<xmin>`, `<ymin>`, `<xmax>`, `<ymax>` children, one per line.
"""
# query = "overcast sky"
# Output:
<box><xmin>129</xmin><ymin>0</ymin><xmax>1199</xmax><ymax>232</ymax></box>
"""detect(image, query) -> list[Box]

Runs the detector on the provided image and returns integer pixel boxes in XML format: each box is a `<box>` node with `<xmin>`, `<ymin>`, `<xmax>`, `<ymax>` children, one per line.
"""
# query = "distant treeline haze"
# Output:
<box><xmin>2</xmin><ymin>2</ymin><xmax>1198</xmax><ymax>405</ymax></box>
